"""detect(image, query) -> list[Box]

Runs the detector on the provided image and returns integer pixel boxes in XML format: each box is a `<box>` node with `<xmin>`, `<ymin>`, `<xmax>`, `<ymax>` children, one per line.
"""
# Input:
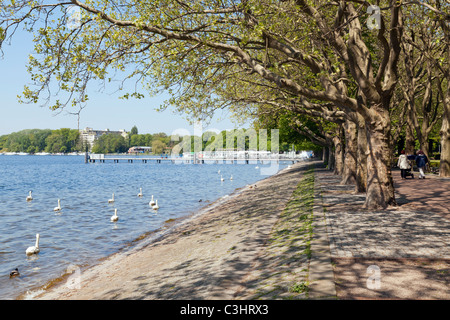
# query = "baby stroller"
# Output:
<box><xmin>404</xmin><ymin>168</ymin><xmax>414</xmax><ymax>179</ymax></box>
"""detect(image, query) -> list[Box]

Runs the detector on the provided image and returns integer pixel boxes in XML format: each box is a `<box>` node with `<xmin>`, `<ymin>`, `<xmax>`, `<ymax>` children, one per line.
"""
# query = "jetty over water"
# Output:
<box><xmin>86</xmin><ymin>152</ymin><xmax>310</xmax><ymax>164</ymax></box>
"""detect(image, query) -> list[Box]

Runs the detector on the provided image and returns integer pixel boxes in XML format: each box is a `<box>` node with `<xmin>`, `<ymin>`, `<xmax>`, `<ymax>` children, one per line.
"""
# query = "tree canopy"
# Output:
<box><xmin>0</xmin><ymin>128</ymin><xmax>80</xmax><ymax>153</ymax></box>
<box><xmin>1</xmin><ymin>0</ymin><xmax>450</xmax><ymax>209</ymax></box>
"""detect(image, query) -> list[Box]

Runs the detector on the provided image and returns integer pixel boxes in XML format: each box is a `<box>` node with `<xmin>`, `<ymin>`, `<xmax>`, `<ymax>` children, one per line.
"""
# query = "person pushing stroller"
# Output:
<box><xmin>397</xmin><ymin>150</ymin><xmax>413</xmax><ymax>179</ymax></box>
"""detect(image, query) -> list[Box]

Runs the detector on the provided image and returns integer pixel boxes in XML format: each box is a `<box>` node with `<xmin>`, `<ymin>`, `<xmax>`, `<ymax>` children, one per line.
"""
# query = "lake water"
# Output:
<box><xmin>0</xmin><ymin>154</ymin><xmax>291</xmax><ymax>299</ymax></box>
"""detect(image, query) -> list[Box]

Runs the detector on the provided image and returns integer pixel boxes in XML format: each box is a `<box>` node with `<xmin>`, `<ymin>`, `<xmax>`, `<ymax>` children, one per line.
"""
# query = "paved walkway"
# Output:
<box><xmin>315</xmin><ymin>168</ymin><xmax>450</xmax><ymax>259</ymax></box>
<box><xmin>313</xmin><ymin>165</ymin><xmax>449</xmax><ymax>299</ymax></box>
<box><xmin>394</xmin><ymin>171</ymin><xmax>450</xmax><ymax>220</ymax></box>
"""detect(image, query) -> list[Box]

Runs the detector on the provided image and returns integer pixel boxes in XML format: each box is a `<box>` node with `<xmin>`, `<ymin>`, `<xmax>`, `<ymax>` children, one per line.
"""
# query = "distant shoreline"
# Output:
<box><xmin>0</xmin><ymin>152</ymin><xmax>84</xmax><ymax>156</ymax></box>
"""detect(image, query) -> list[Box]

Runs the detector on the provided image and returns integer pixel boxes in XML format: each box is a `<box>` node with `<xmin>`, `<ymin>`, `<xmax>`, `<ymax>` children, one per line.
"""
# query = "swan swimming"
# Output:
<box><xmin>54</xmin><ymin>199</ymin><xmax>61</xmax><ymax>212</ymax></box>
<box><xmin>149</xmin><ymin>195</ymin><xmax>155</xmax><ymax>207</ymax></box>
<box><xmin>26</xmin><ymin>234</ymin><xmax>40</xmax><ymax>256</ymax></box>
<box><xmin>111</xmin><ymin>208</ymin><xmax>119</xmax><ymax>222</ymax></box>
<box><xmin>26</xmin><ymin>191</ymin><xmax>33</xmax><ymax>201</ymax></box>
<box><xmin>108</xmin><ymin>193</ymin><xmax>115</xmax><ymax>203</ymax></box>
<box><xmin>220</xmin><ymin>175</ymin><xmax>224</xmax><ymax>182</ymax></box>
<box><xmin>152</xmin><ymin>199</ymin><xmax>159</xmax><ymax>210</ymax></box>
<box><xmin>137</xmin><ymin>188</ymin><xmax>143</xmax><ymax>197</ymax></box>
<box><xmin>230</xmin><ymin>175</ymin><xmax>233</xmax><ymax>180</ymax></box>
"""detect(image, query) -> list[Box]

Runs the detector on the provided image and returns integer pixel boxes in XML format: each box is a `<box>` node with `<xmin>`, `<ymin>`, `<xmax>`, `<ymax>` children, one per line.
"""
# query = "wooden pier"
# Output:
<box><xmin>86</xmin><ymin>153</ymin><xmax>303</xmax><ymax>164</ymax></box>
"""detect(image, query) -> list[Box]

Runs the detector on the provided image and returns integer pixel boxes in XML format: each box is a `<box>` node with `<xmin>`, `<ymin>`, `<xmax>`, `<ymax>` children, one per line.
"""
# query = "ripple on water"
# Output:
<box><xmin>0</xmin><ymin>155</ymin><xmax>291</xmax><ymax>299</ymax></box>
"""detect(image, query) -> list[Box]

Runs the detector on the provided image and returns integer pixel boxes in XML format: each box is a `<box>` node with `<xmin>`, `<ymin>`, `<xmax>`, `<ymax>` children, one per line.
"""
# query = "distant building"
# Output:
<box><xmin>128</xmin><ymin>146</ymin><xmax>152</xmax><ymax>153</ymax></box>
<box><xmin>79</xmin><ymin>127</ymin><xmax>128</xmax><ymax>150</ymax></box>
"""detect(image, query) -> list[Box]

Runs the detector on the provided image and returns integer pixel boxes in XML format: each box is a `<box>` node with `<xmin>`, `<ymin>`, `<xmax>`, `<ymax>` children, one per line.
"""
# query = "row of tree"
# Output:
<box><xmin>0</xmin><ymin>126</ymin><xmax>311</xmax><ymax>154</ymax></box>
<box><xmin>93</xmin><ymin>125</ymin><xmax>314</xmax><ymax>154</ymax></box>
<box><xmin>0</xmin><ymin>128</ymin><xmax>185</xmax><ymax>154</ymax></box>
<box><xmin>0</xmin><ymin>129</ymin><xmax>81</xmax><ymax>154</ymax></box>
<box><xmin>1</xmin><ymin>1</ymin><xmax>449</xmax><ymax>210</ymax></box>
<box><xmin>91</xmin><ymin>125</ymin><xmax>175</xmax><ymax>154</ymax></box>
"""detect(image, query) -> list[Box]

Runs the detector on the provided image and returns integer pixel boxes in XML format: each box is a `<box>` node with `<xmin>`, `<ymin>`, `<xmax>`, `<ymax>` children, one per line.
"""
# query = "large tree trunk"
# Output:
<box><xmin>404</xmin><ymin>123</ymin><xmax>416</xmax><ymax>155</ymax></box>
<box><xmin>328</xmin><ymin>145</ymin><xmax>335</xmax><ymax>171</ymax></box>
<box><xmin>437</xmin><ymin>2</ymin><xmax>450</xmax><ymax>177</ymax></box>
<box><xmin>356</xmin><ymin>115</ymin><xmax>367</xmax><ymax>193</ymax></box>
<box><xmin>440</xmin><ymin>100</ymin><xmax>450</xmax><ymax>177</ymax></box>
<box><xmin>332</xmin><ymin>129</ymin><xmax>344</xmax><ymax>176</ymax></box>
<box><xmin>341</xmin><ymin>120</ymin><xmax>357</xmax><ymax>185</ymax></box>
<box><xmin>404</xmin><ymin>63</ymin><xmax>437</xmax><ymax>159</ymax></box>
<box><xmin>324</xmin><ymin>136</ymin><xmax>335</xmax><ymax>171</ymax></box>
<box><xmin>419</xmin><ymin>134</ymin><xmax>430</xmax><ymax>159</ymax></box>
<box><xmin>322</xmin><ymin>146</ymin><xmax>329</xmax><ymax>166</ymax></box>
<box><xmin>404</xmin><ymin>95</ymin><xmax>416</xmax><ymax>154</ymax></box>
<box><xmin>364</xmin><ymin>118</ymin><xmax>397</xmax><ymax>209</ymax></box>
<box><xmin>340</xmin><ymin>2</ymin><xmax>402</xmax><ymax>209</ymax></box>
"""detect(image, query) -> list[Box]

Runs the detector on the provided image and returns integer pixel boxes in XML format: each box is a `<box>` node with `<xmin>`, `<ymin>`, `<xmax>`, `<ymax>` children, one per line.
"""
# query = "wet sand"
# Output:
<box><xmin>34</xmin><ymin>161</ymin><xmax>310</xmax><ymax>300</ymax></box>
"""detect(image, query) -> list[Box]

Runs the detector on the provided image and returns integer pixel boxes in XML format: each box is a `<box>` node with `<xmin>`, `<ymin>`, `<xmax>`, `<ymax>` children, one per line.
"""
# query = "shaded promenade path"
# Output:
<box><xmin>394</xmin><ymin>173</ymin><xmax>450</xmax><ymax>220</ymax></box>
<box><xmin>314</xmin><ymin>165</ymin><xmax>449</xmax><ymax>299</ymax></box>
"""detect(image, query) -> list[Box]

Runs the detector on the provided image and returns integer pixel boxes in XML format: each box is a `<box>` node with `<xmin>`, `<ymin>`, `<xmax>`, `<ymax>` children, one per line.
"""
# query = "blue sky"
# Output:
<box><xmin>0</xmin><ymin>29</ymin><xmax>246</xmax><ymax>136</ymax></box>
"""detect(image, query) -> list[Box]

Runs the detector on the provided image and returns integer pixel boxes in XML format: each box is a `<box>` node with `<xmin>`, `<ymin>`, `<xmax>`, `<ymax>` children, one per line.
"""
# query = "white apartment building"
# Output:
<box><xmin>79</xmin><ymin>127</ymin><xmax>128</xmax><ymax>150</ymax></box>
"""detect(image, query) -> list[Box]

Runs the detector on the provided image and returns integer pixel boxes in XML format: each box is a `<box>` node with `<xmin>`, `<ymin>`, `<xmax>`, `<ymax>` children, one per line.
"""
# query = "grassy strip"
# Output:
<box><xmin>248</xmin><ymin>167</ymin><xmax>315</xmax><ymax>299</ymax></box>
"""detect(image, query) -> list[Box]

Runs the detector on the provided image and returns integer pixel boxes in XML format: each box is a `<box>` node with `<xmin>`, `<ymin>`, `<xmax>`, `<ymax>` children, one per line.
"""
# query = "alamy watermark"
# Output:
<box><xmin>66</xmin><ymin>264</ymin><xmax>81</xmax><ymax>290</ymax></box>
<box><xmin>367</xmin><ymin>5</ymin><xmax>381</xmax><ymax>30</ymax></box>
<box><xmin>169</xmin><ymin>121</ymin><xmax>282</xmax><ymax>175</ymax></box>
<box><xmin>66</xmin><ymin>5</ymin><xmax>82</xmax><ymax>30</ymax></box>
<box><xmin>66</xmin><ymin>4</ymin><xmax>381</xmax><ymax>31</ymax></box>
<box><xmin>366</xmin><ymin>265</ymin><xmax>381</xmax><ymax>290</ymax></box>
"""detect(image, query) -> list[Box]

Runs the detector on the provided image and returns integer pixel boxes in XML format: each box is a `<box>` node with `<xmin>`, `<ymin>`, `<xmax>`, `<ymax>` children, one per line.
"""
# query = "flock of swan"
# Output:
<box><xmin>219</xmin><ymin>170</ymin><xmax>233</xmax><ymax>182</ymax></box>
<box><xmin>9</xmin><ymin>187</ymin><xmax>162</xmax><ymax>278</ymax></box>
<box><xmin>22</xmin><ymin>188</ymin><xmax>161</xmax><ymax>257</ymax></box>
<box><xmin>13</xmin><ymin>168</ymin><xmax>239</xmax><ymax>278</ymax></box>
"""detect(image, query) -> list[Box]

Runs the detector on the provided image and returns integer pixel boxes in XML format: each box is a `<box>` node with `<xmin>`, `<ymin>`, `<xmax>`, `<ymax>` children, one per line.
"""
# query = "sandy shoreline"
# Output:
<box><xmin>31</xmin><ymin>161</ymin><xmax>309</xmax><ymax>300</ymax></box>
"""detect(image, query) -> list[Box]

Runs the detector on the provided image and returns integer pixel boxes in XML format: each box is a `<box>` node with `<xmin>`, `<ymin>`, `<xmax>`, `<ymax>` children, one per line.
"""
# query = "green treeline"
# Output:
<box><xmin>92</xmin><ymin>126</ymin><xmax>175</xmax><ymax>154</ymax></box>
<box><xmin>0</xmin><ymin>128</ymin><xmax>81</xmax><ymax>154</ymax></box>
<box><xmin>91</xmin><ymin>134</ymin><xmax>129</xmax><ymax>154</ymax></box>
<box><xmin>0</xmin><ymin>125</ymin><xmax>318</xmax><ymax>154</ymax></box>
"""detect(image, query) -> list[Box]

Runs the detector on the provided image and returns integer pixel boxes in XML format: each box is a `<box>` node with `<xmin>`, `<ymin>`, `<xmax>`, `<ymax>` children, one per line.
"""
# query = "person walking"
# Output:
<box><xmin>415</xmin><ymin>150</ymin><xmax>428</xmax><ymax>179</ymax></box>
<box><xmin>397</xmin><ymin>150</ymin><xmax>411</xmax><ymax>179</ymax></box>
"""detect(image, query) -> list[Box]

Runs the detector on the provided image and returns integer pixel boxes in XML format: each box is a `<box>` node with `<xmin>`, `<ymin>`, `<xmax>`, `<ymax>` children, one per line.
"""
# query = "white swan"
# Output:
<box><xmin>230</xmin><ymin>174</ymin><xmax>233</xmax><ymax>180</ymax></box>
<box><xmin>137</xmin><ymin>188</ymin><xmax>143</xmax><ymax>197</ymax></box>
<box><xmin>26</xmin><ymin>191</ymin><xmax>33</xmax><ymax>202</ymax></box>
<box><xmin>111</xmin><ymin>208</ymin><xmax>119</xmax><ymax>222</ymax></box>
<box><xmin>149</xmin><ymin>195</ymin><xmax>155</xmax><ymax>207</ymax></box>
<box><xmin>54</xmin><ymin>199</ymin><xmax>61</xmax><ymax>212</ymax></box>
<box><xmin>220</xmin><ymin>175</ymin><xmax>224</xmax><ymax>182</ymax></box>
<box><xmin>108</xmin><ymin>193</ymin><xmax>115</xmax><ymax>204</ymax></box>
<box><xmin>26</xmin><ymin>234</ymin><xmax>40</xmax><ymax>256</ymax></box>
<box><xmin>152</xmin><ymin>199</ymin><xmax>159</xmax><ymax>210</ymax></box>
